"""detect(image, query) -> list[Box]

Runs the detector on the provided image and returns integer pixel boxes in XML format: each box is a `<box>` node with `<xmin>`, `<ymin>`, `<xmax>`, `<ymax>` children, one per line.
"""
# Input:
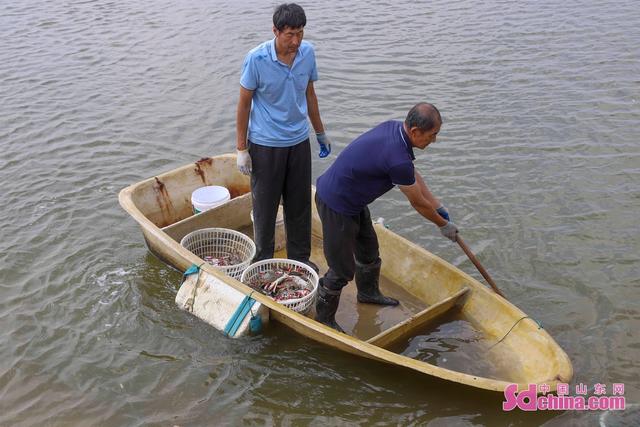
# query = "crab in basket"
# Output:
<box><xmin>203</xmin><ymin>252</ymin><xmax>243</xmax><ymax>267</ymax></box>
<box><xmin>248</xmin><ymin>265</ymin><xmax>312</xmax><ymax>301</ymax></box>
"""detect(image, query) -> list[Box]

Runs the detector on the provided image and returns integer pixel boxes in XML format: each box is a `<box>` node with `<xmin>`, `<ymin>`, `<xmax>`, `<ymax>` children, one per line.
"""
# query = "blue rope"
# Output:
<box><xmin>249</xmin><ymin>295</ymin><xmax>263</xmax><ymax>334</ymax></box>
<box><xmin>181</xmin><ymin>263</ymin><xmax>204</xmax><ymax>285</ymax></box>
<box><xmin>224</xmin><ymin>293</ymin><xmax>257</xmax><ymax>337</ymax></box>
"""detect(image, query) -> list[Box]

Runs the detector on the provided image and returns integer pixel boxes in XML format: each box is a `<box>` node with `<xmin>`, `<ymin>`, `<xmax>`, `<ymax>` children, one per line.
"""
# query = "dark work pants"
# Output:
<box><xmin>249</xmin><ymin>139</ymin><xmax>312</xmax><ymax>262</ymax></box>
<box><xmin>315</xmin><ymin>193</ymin><xmax>380</xmax><ymax>291</ymax></box>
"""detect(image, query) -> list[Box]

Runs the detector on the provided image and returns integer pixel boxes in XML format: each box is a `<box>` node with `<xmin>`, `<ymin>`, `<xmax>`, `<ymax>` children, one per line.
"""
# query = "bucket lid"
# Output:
<box><xmin>191</xmin><ymin>186</ymin><xmax>231</xmax><ymax>205</ymax></box>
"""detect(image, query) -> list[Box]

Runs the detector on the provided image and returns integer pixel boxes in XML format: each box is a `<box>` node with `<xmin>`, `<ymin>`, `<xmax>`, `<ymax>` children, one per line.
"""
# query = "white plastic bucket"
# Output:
<box><xmin>250</xmin><ymin>205</ymin><xmax>286</xmax><ymax>252</ymax></box>
<box><xmin>191</xmin><ymin>186</ymin><xmax>231</xmax><ymax>214</ymax></box>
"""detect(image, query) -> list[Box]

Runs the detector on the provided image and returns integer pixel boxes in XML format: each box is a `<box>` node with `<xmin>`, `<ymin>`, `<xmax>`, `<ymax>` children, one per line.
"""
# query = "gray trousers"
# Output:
<box><xmin>249</xmin><ymin>139</ymin><xmax>312</xmax><ymax>262</ymax></box>
<box><xmin>315</xmin><ymin>193</ymin><xmax>380</xmax><ymax>291</ymax></box>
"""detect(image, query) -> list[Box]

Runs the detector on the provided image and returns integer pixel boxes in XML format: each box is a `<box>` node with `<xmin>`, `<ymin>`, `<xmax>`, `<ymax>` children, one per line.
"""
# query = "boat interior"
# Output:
<box><xmin>162</xmin><ymin>191</ymin><xmax>517</xmax><ymax>381</ymax></box>
<box><xmin>121</xmin><ymin>156</ymin><xmax>572</xmax><ymax>387</ymax></box>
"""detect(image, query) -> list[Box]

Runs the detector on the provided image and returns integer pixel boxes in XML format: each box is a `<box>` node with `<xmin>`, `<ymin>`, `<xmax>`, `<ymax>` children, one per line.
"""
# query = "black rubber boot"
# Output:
<box><xmin>355</xmin><ymin>258</ymin><xmax>399</xmax><ymax>306</ymax></box>
<box><xmin>291</xmin><ymin>258</ymin><xmax>320</xmax><ymax>274</ymax></box>
<box><xmin>315</xmin><ymin>280</ymin><xmax>345</xmax><ymax>333</ymax></box>
<box><xmin>301</xmin><ymin>259</ymin><xmax>319</xmax><ymax>274</ymax></box>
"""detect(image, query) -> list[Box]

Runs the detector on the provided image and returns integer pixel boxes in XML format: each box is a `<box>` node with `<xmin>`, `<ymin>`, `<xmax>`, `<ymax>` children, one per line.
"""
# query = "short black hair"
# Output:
<box><xmin>273</xmin><ymin>3</ymin><xmax>307</xmax><ymax>31</ymax></box>
<box><xmin>405</xmin><ymin>103</ymin><xmax>442</xmax><ymax>131</ymax></box>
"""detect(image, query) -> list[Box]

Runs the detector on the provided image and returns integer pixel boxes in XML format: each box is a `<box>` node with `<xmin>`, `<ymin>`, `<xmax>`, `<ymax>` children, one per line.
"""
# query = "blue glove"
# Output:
<box><xmin>316</xmin><ymin>132</ymin><xmax>331</xmax><ymax>158</ymax></box>
<box><xmin>436</xmin><ymin>205</ymin><xmax>451</xmax><ymax>222</ymax></box>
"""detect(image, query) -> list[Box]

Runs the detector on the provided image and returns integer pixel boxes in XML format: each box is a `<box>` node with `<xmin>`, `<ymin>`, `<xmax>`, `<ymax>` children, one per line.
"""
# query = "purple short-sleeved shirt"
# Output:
<box><xmin>316</xmin><ymin>120</ymin><xmax>416</xmax><ymax>215</ymax></box>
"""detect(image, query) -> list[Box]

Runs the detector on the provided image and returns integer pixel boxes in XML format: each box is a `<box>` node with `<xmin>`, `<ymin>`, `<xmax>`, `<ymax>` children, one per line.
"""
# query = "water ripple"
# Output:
<box><xmin>1</xmin><ymin>0</ymin><xmax>640</xmax><ymax>424</ymax></box>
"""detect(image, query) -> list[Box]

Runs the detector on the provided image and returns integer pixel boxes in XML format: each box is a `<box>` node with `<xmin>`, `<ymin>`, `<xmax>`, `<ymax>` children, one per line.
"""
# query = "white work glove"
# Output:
<box><xmin>236</xmin><ymin>149</ymin><xmax>251</xmax><ymax>175</ymax></box>
<box><xmin>439</xmin><ymin>221</ymin><xmax>459</xmax><ymax>242</ymax></box>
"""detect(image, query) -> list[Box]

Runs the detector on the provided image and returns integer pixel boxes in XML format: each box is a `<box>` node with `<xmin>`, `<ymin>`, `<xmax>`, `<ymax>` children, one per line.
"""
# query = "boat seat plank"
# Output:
<box><xmin>163</xmin><ymin>192</ymin><xmax>252</xmax><ymax>243</ymax></box>
<box><xmin>367</xmin><ymin>286</ymin><xmax>470</xmax><ymax>349</ymax></box>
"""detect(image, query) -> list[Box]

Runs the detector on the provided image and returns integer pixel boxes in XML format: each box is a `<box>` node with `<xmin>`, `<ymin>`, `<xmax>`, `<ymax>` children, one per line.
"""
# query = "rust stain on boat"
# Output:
<box><xmin>194</xmin><ymin>158</ymin><xmax>212</xmax><ymax>184</ymax></box>
<box><xmin>227</xmin><ymin>184</ymin><xmax>251</xmax><ymax>199</ymax></box>
<box><xmin>153</xmin><ymin>177</ymin><xmax>176</xmax><ymax>227</ymax></box>
<box><xmin>193</xmin><ymin>157</ymin><xmax>250</xmax><ymax>198</ymax></box>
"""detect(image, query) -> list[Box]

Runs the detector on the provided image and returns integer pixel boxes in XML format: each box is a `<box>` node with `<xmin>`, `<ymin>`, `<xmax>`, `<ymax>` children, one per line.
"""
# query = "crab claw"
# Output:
<box><xmin>267</xmin><ymin>273</ymin><xmax>289</xmax><ymax>292</ymax></box>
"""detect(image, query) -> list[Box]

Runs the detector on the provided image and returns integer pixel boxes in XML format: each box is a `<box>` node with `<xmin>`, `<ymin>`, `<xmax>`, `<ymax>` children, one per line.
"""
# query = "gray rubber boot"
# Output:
<box><xmin>315</xmin><ymin>280</ymin><xmax>345</xmax><ymax>333</ymax></box>
<box><xmin>355</xmin><ymin>258</ymin><xmax>399</xmax><ymax>306</ymax></box>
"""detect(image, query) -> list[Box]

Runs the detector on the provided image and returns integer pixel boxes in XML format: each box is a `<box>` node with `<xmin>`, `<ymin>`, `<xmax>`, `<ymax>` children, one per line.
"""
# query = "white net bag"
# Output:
<box><xmin>180</xmin><ymin>228</ymin><xmax>256</xmax><ymax>280</ymax></box>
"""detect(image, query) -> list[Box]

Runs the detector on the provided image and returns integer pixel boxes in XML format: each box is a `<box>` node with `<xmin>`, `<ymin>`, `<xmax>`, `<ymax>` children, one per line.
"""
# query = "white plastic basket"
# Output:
<box><xmin>180</xmin><ymin>228</ymin><xmax>256</xmax><ymax>280</ymax></box>
<box><xmin>240</xmin><ymin>259</ymin><xmax>318</xmax><ymax>314</ymax></box>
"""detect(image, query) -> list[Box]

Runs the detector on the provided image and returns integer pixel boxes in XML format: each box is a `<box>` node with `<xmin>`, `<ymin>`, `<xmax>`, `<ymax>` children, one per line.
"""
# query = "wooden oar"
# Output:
<box><xmin>456</xmin><ymin>235</ymin><xmax>506</xmax><ymax>299</ymax></box>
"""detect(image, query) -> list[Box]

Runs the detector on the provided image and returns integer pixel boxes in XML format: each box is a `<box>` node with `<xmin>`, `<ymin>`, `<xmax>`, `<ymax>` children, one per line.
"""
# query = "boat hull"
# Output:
<box><xmin>119</xmin><ymin>154</ymin><xmax>573</xmax><ymax>392</ymax></box>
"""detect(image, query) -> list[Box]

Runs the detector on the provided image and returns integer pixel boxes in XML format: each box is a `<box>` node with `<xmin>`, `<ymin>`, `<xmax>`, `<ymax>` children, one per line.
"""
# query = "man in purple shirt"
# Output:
<box><xmin>315</xmin><ymin>103</ymin><xmax>458</xmax><ymax>332</ymax></box>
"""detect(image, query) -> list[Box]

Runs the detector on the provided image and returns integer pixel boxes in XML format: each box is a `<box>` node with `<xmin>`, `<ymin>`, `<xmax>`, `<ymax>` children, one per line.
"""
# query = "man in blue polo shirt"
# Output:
<box><xmin>314</xmin><ymin>103</ymin><xmax>459</xmax><ymax>332</ymax></box>
<box><xmin>235</xmin><ymin>3</ymin><xmax>331</xmax><ymax>269</ymax></box>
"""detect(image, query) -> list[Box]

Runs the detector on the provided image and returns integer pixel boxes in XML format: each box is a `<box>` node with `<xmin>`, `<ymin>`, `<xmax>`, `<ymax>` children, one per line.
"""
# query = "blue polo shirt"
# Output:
<box><xmin>316</xmin><ymin>120</ymin><xmax>416</xmax><ymax>215</ymax></box>
<box><xmin>240</xmin><ymin>39</ymin><xmax>318</xmax><ymax>147</ymax></box>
